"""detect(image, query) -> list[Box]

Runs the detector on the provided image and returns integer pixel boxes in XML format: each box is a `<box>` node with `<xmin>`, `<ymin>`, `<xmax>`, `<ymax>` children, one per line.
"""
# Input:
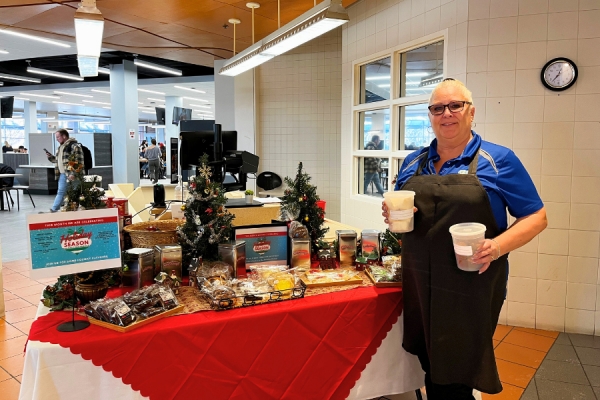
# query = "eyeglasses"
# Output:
<box><xmin>428</xmin><ymin>101</ymin><xmax>472</xmax><ymax>116</ymax></box>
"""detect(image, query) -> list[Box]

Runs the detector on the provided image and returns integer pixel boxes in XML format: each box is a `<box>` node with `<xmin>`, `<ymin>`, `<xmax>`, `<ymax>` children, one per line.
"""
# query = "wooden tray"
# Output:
<box><xmin>365</xmin><ymin>270</ymin><xmax>402</xmax><ymax>288</ymax></box>
<box><xmin>300</xmin><ymin>272</ymin><xmax>363</xmax><ymax>288</ymax></box>
<box><xmin>88</xmin><ymin>304</ymin><xmax>185</xmax><ymax>333</ymax></box>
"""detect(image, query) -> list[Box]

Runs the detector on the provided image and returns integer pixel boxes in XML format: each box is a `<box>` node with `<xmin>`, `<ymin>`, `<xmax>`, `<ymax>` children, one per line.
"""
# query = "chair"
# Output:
<box><xmin>256</xmin><ymin>171</ymin><xmax>282</xmax><ymax>191</ymax></box>
<box><xmin>4</xmin><ymin>186</ymin><xmax>35</xmax><ymax>211</ymax></box>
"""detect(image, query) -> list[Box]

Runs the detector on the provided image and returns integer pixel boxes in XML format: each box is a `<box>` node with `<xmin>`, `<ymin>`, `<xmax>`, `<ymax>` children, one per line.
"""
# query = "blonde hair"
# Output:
<box><xmin>429</xmin><ymin>78</ymin><xmax>473</xmax><ymax>104</ymax></box>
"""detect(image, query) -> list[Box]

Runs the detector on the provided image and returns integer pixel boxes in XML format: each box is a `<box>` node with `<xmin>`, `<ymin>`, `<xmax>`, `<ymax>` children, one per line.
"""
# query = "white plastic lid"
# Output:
<box><xmin>383</xmin><ymin>190</ymin><xmax>415</xmax><ymax>199</ymax></box>
<box><xmin>449</xmin><ymin>222</ymin><xmax>487</xmax><ymax>238</ymax></box>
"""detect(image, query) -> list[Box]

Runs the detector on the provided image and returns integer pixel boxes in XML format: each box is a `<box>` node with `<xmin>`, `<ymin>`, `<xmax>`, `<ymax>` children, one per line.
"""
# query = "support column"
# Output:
<box><xmin>214</xmin><ymin>60</ymin><xmax>257</xmax><ymax>192</ymax></box>
<box><xmin>165</xmin><ymin>96</ymin><xmax>182</xmax><ymax>178</ymax></box>
<box><xmin>23</xmin><ymin>101</ymin><xmax>37</xmax><ymax>149</ymax></box>
<box><xmin>45</xmin><ymin>111</ymin><xmax>59</xmax><ymax>134</ymax></box>
<box><xmin>110</xmin><ymin>60</ymin><xmax>139</xmax><ymax>187</ymax></box>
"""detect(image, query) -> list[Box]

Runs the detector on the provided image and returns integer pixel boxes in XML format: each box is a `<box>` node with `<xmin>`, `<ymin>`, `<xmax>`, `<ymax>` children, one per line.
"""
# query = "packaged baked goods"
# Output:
<box><xmin>266</xmin><ymin>271</ymin><xmax>297</xmax><ymax>291</ymax></box>
<box><xmin>110</xmin><ymin>300</ymin><xmax>137</xmax><ymax>326</ymax></box>
<box><xmin>303</xmin><ymin>269</ymin><xmax>360</xmax><ymax>285</ymax></box>
<box><xmin>248</xmin><ymin>264</ymin><xmax>288</xmax><ymax>280</ymax></box>
<box><xmin>289</xmin><ymin>221</ymin><xmax>309</xmax><ymax>238</ymax></box>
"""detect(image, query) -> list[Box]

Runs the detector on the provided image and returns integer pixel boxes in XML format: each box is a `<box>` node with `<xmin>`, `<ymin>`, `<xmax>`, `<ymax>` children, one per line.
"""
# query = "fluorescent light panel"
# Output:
<box><xmin>82</xmin><ymin>100</ymin><xmax>111</xmax><ymax>105</ymax></box>
<box><xmin>91</xmin><ymin>89</ymin><xmax>110</xmax><ymax>94</ymax></box>
<box><xmin>0</xmin><ymin>73</ymin><xmax>41</xmax><ymax>84</ymax></box>
<box><xmin>27</xmin><ymin>67</ymin><xmax>84</xmax><ymax>81</ymax></box>
<box><xmin>0</xmin><ymin>50</ymin><xmax>8</xmax><ymax>54</ymax></box>
<box><xmin>20</xmin><ymin>92</ymin><xmax>59</xmax><ymax>99</ymax></box>
<box><xmin>365</xmin><ymin>76</ymin><xmax>390</xmax><ymax>81</ymax></box>
<box><xmin>54</xmin><ymin>91</ymin><xmax>93</xmax><ymax>98</ymax></box>
<box><xmin>189</xmin><ymin>104</ymin><xmax>211</xmax><ymax>109</ymax></box>
<box><xmin>174</xmin><ymin>85</ymin><xmax>205</xmax><ymax>94</ymax></box>
<box><xmin>52</xmin><ymin>101</ymin><xmax>84</xmax><ymax>106</ymax></box>
<box><xmin>140</xmin><ymin>110</ymin><xmax>155</xmax><ymax>114</ymax></box>
<box><xmin>183</xmin><ymin>96</ymin><xmax>207</xmax><ymax>102</ymax></box>
<box><xmin>97</xmin><ymin>67</ymin><xmax>110</xmax><ymax>75</ymax></box>
<box><xmin>0</xmin><ymin>29</ymin><xmax>71</xmax><ymax>48</ymax></box>
<box><xmin>138</xmin><ymin>88</ymin><xmax>165</xmax><ymax>95</ymax></box>
<box><xmin>147</xmin><ymin>97</ymin><xmax>164</xmax><ymax>102</ymax></box>
<box><xmin>134</xmin><ymin>59</ymin><xmax>182</xmax><ymax>76</ymax></box>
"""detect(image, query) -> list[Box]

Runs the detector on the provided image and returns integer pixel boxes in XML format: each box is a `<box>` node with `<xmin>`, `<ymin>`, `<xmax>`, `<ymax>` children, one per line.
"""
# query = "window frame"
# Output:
<box><xmin>350</xmin><ymin>32</ymin><xmax>447</xmax><ymax>197</ymax></box>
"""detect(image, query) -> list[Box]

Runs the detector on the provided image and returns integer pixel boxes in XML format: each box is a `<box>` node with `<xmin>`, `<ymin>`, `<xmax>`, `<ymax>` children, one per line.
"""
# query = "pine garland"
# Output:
<box><xmin>177</xmin><ymin>155</ymin><xmax>235</xmax><ymax>266</ymax></box>
<box><xmin>279</xmin><ymin>162</ymin><xmax>329</xmax><ymax>253</ymax></box>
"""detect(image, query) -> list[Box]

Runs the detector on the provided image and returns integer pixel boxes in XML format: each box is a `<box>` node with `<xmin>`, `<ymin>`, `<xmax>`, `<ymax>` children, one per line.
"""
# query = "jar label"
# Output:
<box><xmin>390</xmin><ymin>209</ymin><xmax>413</xmax><ymax>220</ymax></box>
<box><xmin>454</xmin><ymin>245</ymin><xmax>473</xmax><ymax>256</ymax></box>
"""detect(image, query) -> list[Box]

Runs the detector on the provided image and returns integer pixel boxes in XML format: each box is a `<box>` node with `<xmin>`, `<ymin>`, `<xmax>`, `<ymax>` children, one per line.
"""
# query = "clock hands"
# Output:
<box><xmin>552</xmin><ymin>69</ymin><xmax>562</xmax><ymax>83</ymax></box>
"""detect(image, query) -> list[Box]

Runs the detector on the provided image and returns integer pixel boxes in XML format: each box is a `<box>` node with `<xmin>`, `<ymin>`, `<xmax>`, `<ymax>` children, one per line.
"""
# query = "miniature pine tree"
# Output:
<box><xmin>177</xmin><ymin>155</ymin><xmax>235</xmax><ymax>266</ymax></box>
<box><xmin>280</xmin><ymin>162</ymin><xmax>328</xmax><ymax>254</ymax></box>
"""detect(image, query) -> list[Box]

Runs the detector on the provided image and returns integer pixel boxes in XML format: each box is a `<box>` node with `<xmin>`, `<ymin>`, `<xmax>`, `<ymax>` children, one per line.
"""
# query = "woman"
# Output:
<box><xmin>2</xmin><ymin>141</ymin><xmax>13</xmax><ymax>153</ymax></box>
<box><xmin>383</xmin><ymin>79</ymin><xmax>547</xmax><ymax>398</ymax></box>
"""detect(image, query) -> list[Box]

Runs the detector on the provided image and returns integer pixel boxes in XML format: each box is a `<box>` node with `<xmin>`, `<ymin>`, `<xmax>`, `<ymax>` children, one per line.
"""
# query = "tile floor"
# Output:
<box><xmin>2</xmin><ymin>195</ymin><xmax>600</xmax><ymax>399</ymax></box>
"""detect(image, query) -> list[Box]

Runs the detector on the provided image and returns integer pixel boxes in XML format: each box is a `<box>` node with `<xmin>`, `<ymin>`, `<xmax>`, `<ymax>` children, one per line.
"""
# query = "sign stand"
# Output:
<box><xmin>57</xmin><ymin>274</ymin><xmax>90</xmax><ymax>332</ymax></box>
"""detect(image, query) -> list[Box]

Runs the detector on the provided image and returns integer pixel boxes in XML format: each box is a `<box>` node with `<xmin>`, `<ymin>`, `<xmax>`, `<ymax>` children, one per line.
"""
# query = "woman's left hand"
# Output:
<box><xmin>472</xmin><ymin>239</ymin><xmax>500</xmax><ymax>274</ymax></box>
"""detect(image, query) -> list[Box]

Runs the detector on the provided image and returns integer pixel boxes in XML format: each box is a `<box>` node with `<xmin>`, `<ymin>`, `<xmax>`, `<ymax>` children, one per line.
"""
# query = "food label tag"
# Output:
<box><xmin>390</xmin><ymin>209</ymin><xmax>413</xmax><ymax>220</ymax></box>
<box><xmin>159</xmin><ymin>290</ymin><xmax>175</xmax><ymax>302</ymax></box>
<box><xmin>454</xmin><ymin>245</ymin><xmax>473</xmax><ymax>256</ymax></box>
<box><xmin>115</xmin><ymin>303</ymin><xmax>131</xmax><ymax>316</ymax></box>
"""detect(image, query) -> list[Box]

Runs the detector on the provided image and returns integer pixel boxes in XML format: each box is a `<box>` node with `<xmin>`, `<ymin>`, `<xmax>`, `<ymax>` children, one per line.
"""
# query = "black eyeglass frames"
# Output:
<box><xmin>427</xmin><ymin>101</ymin><xmax>472</xmax><ymax>116</ymax></box>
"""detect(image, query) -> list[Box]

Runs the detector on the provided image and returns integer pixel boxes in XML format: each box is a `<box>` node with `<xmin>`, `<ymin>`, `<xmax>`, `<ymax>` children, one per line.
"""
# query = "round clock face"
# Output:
<box><xmin>541</xmin><ymin>58</ymin><xmax>578</xmax><ymax>91</ymax></box>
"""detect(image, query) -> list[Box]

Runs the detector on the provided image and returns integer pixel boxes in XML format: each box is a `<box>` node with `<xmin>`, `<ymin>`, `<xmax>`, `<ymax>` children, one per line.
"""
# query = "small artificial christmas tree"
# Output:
<box><xmin>279</xmin><ymin>162</ymin><xmax>328</xmax><ymax>254</ymax></box>
<box><xmin>177</xmin><ymin>155</ymin><xmax>235</xmax><ymax>266</ymax></box>
<box><xmin>63</xmin><ymin>153</ymin><xmax>105</xmax><ymax>211</ymax></box>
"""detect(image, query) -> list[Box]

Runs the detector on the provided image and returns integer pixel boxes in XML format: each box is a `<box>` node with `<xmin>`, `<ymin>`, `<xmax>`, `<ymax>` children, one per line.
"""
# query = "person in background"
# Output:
<box><xmin>18</xmin><ymin>145</ymin><xmax>25</xmax><ymax>153</ymax></box>
<box><xmin>45</xmin><ymin>129</ymin><xmax>84</xmax><ymax>213</ymax></box>
<box><xmin>144</xmin><ymin>138</ymin><xmax>162</xmax><ymax>184</ymax></box>
<box><xmin>2</xmin><ymin>141</ymin><xmax>13</xmax><ymax>153</ymax></box>
<box><xmin>382</xmin><ymin>79</ymin><xmax>547</xmax><ymax>399</ymax></box>
<box><xmin>364</xmin><ymin>134</ymin><xmax>384</xmax><ymax>196</ymax></box>
<box><xmin>139</xmin><ymin>139</ymin><xmax>148</xmax><ymax>153</ymax></box>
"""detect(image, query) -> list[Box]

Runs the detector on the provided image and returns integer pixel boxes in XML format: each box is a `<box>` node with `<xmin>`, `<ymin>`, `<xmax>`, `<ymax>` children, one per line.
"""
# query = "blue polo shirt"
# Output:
<box><xmin>394</xmin><ymin>132</ymin><xmax>544</xmax><ymax>231</ymax></box>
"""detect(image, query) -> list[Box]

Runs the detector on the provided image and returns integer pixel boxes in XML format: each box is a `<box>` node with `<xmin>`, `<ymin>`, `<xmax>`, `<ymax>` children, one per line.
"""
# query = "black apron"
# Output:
<box><xmin>400</xmin><ymin>150</ymin><xmax>508</xmax><ymax>394</ymax></box>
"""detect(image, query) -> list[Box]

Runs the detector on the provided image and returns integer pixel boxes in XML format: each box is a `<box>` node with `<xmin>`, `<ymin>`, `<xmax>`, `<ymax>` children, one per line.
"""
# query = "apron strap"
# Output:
<box><xmin>415</xmin><ymin>153</ymin><xmax>429</xmax><ymax>176</ymax></box>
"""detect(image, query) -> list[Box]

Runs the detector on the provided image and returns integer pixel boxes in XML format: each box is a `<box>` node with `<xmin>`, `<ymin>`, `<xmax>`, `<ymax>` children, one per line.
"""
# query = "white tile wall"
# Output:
<box><xmin>340</xmin><ymin>0</ymin><xmax>600</xmax><ymax>334</ymax></box>
<box><xmin>256</xmin><ymin>29</ymin><xmax>342</xmax><ymax>221</ymax></box>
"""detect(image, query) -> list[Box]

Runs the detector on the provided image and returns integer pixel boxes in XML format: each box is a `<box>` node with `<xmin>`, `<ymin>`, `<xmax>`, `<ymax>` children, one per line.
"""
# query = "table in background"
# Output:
<box><xmin>21</xmin><ymin>287</ymin><xmax>424</xmax><ymax>400</ymax></box>
<box><xmin>18</xmin><ymin>165</ymin><xmax>57</xmax><ymax>195</ymax></box>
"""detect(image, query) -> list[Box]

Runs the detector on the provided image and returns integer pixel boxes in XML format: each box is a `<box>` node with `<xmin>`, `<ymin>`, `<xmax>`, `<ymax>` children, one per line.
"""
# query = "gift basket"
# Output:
<box><xmin>197</xmin><ymin>264</ymin><xmax>306</xmax><ymax>311</ymax></box>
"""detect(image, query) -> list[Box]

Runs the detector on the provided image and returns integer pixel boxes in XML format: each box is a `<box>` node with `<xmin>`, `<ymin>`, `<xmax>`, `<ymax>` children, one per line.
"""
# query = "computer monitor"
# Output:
<box><xmin>155</xmin><ymin>107</ymin><xmax>165</xmax><ymax>124</ymax></box>
<box><xmin>0</xmin><ymin>96</ymin><xmax>14</xmax><ymax>119</ymax></box>
<box><xmin>172</xmin><ymin>107</ymin><xmax>192</xmax><ymax>126</ymax></box>
<box><xmin>179</xmin><ymin>130</ymin><xmax>237</xmax><ymax>169</ymax></box>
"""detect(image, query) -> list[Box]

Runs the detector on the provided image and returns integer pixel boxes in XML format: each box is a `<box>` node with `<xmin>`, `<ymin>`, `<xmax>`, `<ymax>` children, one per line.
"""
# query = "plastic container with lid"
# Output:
<box><xmin>383</xmin><ymin>190</ymin><xmax>415</xmax><ymax>233</ymax></box>
<box><xmin>449</xmin><ymin>223</ymin><xmax>487</xmax><ymax>271</ymax></box>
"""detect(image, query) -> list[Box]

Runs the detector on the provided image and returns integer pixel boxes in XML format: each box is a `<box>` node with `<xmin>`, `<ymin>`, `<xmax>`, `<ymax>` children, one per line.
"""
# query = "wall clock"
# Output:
<box><xmin>541</xmin><ymin>57</ymin><xmax>578</xmax><ymax>91</ymax></box>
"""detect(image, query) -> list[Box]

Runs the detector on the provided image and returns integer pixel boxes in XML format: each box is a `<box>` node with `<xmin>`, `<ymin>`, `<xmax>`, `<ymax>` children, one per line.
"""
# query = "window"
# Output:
<box><xmin>352</xmin><ymin>38</ymin><xmax>445</xmax><ymax>197</ymax></box>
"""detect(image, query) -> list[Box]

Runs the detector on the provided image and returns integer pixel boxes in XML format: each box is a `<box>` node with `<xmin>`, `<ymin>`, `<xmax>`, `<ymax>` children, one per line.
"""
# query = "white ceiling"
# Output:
<box><xmin>0</xmin><ymin>31</ymin><xmax>215</xmax><ymax>123</ymax></box>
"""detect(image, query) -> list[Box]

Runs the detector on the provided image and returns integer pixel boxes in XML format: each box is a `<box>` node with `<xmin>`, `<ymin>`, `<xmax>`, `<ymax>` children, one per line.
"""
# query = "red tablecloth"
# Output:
<box><xmin>28</xmin><ymin>286</ymin><xmax>402</xmax><ymax>400</ymax></box>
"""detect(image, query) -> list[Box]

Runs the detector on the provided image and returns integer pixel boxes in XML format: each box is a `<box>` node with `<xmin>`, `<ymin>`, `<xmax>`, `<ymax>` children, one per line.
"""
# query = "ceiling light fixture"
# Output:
<box><xmin>228</xmin><ymin>18</ymin><xmax>241</xmax><ymax>55</ymax></box>
<box><xmin>0</xmin><ymin>29</ymin><xmax>71</xmax><ymax>48</ymax></box>
<box><xmin>102</xmin><ymin>106</ymin><xmax>111</xmax><ymax>109</ymax></box>
<box><xmin>91</xmin><ymin>89</ymin><xmax>110</xmax><ymax>94</ymax></box>
<box><xmin>183</xmin><ymin>96</ymin><xmax>208</xmax><ymax>102</ymax></box>
<box><xmin>174</xmin><ymin>85</ymin><xmax>206</xmax><ymax>94</ymax></box>
<box><xmin>52</xmin><ymin>101</ymin><xmax>85</xmax><ymax>106</ymax></box>
<box><xmin>20</xmin><ymin>92</ymin><xmax>60</xmax><ymax>99</ymax></box>
<box><xmin>365</xmin><ymin>76</ymin><xmax>390</xmax><ymax>81</ymax></box>
<box><xmin>97</xmin><ymin>67</ymin><xmax>110</xmax><ymax>75</ymax></box>
<box><xmin>82</xmin><ymin>100</ymin><xmax>111</xmax><ymax>105</ymax></box>
<box><xmin>74</xmin><ymin>0</ymin><xmax>104</xmax><ymax>77</ymax></box>
<box><xmin>54</xmin><ymin>91</ymin><xmax>93</xmax><ymax>98</ymax></box>
<box><xmin>140</xmin><ymin>110</ymin><xmax>155</xmax><ymax>114</ymax></box>
<box><xmin>0</xmin><ymin>50</ymin><xmax>8</xmax><ymax>54</ymax></box>
<box><xmin>138</xmin><ymin>88</ymin><xmax>165</xmax><ymax>95</ymax></box>
<box><xmin>0</xmin><ymin>73</ymin><xmax>41</xmax><ymax>84</ymax></box>
<box><xmin>189</xmin><ymin>104</ymin><xmax>211</xmax><ymax>109</ymax></box>
<box><xmin>27</xmin><ymin>67</ymin><xmax>84</xmax><ymax>81</ymax></box>
<box><xmin>220</xmin><ymin>0</ymin><xmax>348</xmax><ymax>76</ymax></box>
<box><xmin>134</xmin><ymin>59</ymin><xmax>182</xmax><ymax>76</ymax></box>
<box><xmin>16</xmin><ymin>97</ymin><xmax>30</xmax><ymax>100</ymax></box>
<box><xmin>147</xmin><ymin>97</ymin><xmax>164</xmax><ymax>102</ymax></box>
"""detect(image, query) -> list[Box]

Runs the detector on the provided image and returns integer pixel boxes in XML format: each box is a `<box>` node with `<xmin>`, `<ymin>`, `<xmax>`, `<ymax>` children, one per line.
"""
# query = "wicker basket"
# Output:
<box><xmin>124</xmin><ymin>220</ymin><xmax>183</xmax><ymax>248</ymax></box>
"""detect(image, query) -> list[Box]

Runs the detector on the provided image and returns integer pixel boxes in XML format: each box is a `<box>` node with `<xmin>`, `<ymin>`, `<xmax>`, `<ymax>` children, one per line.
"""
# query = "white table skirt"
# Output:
<box><xmin>20</xmin><ymin>303</ymin><xmax>424</xmax><ymax>400</ymax></box>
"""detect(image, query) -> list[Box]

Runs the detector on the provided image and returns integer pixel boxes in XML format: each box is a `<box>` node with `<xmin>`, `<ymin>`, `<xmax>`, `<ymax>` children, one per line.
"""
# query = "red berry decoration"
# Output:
<box><xmin>206</xmin><ymin>207</ymin><xmax>213</xmax><ymax>214</ymax></box>
<box><xmin>303</xmin><ymin>195</ymin><xmax>307</xmax><ymax>201</ymax></box>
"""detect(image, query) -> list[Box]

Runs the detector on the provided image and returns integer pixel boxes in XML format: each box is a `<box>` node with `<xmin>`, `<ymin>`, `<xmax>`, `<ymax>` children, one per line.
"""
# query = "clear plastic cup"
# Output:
<box><xmin>383</xmin><ymin>190</ymin><xmax>415</xmax><ymax>233</ymax></box>
<box><xmin>449</xmin><ymin>223</ymin><xmax>487</xmax><ymax>271</ymax></box>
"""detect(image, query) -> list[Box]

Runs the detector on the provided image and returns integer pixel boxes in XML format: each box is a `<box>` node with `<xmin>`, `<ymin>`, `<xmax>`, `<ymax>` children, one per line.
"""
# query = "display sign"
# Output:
<box><xmin>129</xmin><ymin>129</ymin><xmax>135</xmax><ymax>139</ymax></box>
<box><xmin>234</xmin><ymin>224</ymin><xmax>288</xmax><ymax>266</ymax></box>
<box><xmin>27</xmin><ymin>208</ymin><xmax>122</xmax><ymax>279</ymax></box>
